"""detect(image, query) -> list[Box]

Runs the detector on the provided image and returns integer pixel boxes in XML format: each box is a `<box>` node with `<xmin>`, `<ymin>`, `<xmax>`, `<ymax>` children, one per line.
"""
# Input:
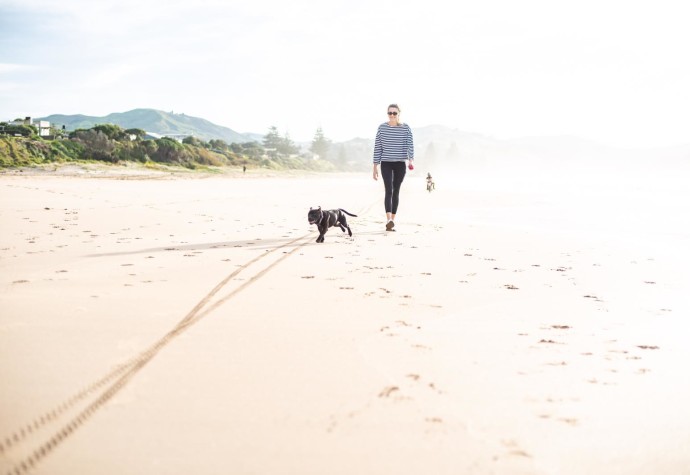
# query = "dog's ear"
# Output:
<box><xmin>318</xmin><ymin>206</ymin><xmax>321</xmax><ymax>210</ymax></box>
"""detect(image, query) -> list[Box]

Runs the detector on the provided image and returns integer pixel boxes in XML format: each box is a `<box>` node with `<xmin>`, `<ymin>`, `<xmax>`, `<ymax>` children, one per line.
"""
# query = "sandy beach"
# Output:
<box><xmin>1</xmin><ymin>163</ymin><xmax>689</xmax><ymax>474</ymax></box>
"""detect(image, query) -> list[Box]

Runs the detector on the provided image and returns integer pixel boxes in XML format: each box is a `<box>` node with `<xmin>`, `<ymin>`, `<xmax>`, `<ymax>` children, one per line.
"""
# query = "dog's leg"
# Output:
<box><xmin>317</xmin><ymin>224</ymin><xmax>326</xmax><ymax>243</ymax></box>
<box><xmin>338</xmin><ymin>217</ymin><xmax>352</xmax><ymax>236</ymax></box>
<box><xmin>338</xmin><ymin>214</ymin><xmax>351</xmax><ymax>236</ymax></box>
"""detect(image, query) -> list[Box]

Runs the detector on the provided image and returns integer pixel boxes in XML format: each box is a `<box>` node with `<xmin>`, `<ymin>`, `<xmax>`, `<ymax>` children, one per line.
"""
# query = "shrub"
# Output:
<box><xmin>51</xmin><ymin>140</ymin><xmax>84</xmax><ymax>161</ymax></box>
<box><xmin>72</xmin><ymin>129</ymin><xmax>116</xmax><ymax>162</ymax></box>
<box><xmin>151</xmin><ymin>137</ymin><xmax>191</xmax><ymax>164</ymax></box>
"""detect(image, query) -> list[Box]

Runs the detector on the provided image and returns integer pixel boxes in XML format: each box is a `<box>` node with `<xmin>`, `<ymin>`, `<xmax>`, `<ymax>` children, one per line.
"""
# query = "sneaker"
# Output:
<box><xmin>385</xmin><ymin>220</ymin><xmax>395</xmax><ymax>231</ymax></box>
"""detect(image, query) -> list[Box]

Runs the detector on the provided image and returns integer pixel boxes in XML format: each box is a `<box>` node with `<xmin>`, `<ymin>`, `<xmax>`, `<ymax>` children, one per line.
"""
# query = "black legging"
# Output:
<box><xmin>380</xmin><ymin>161</ymin><xmax>407</xmax><ymax>214</ymax></box>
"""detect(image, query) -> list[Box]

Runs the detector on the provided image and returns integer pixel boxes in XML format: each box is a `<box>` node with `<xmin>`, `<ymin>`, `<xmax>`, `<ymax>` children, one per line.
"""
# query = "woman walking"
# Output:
<box><xmin>372</xmin><ymin>103</ymin><xmax>415</xmax><ymax>231</ymax></box>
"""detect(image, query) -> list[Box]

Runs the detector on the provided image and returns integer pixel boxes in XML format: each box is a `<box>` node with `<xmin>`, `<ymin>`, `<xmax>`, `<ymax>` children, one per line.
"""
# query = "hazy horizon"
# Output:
<box><xmin>1</xmin><ymin>0</ymin><xmax>689</xmax><ymax>148</ymax></box>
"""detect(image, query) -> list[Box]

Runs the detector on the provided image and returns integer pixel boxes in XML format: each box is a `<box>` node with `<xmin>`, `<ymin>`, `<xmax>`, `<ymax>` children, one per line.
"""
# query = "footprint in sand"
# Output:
<box><xmin>607</xmin><ymin>349</ymin><xmax>628</xmax><ymax>355</ymax></box>
<box><xmin>501</xmin><ymin>439</ymin><xmax>532</xmax><ymax>458</ymax></box>
<box><xmin>378</xmin><ymin>386</ymin><xmax>399</xmax><ymax>398</ymax></box>
<box><xmin>379</xmin><ymin>288</ymin><xmax>391</xmax><ymax>294</ymax></box>
<box><xmin>379</xmin><ymin>326</ymin><xmax>395</xmax><ymax>336</ymax></box>
<box><xmin>425</xmin><ymin>417</ymin><xmax>443</xmax><ymax>424</ymax></box>
<box><xmin>395</xmin><ymin>320</ymin><xmax>421</xmax><ymax>329</ymax></box>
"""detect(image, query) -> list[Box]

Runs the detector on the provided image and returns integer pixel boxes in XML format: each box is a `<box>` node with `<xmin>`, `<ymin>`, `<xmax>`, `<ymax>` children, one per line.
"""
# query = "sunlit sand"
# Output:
<box><xmin>1</xmin><ymin>161</ymin><xmax>688</xmax><ymax>474</ymax></box>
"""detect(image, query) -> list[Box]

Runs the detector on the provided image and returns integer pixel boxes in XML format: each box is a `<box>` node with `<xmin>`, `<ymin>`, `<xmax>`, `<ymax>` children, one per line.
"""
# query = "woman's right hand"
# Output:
<box><xmin>372</xmin><ymin>164</ymin><xmax>379</xmax><ymax>181</ymax></box>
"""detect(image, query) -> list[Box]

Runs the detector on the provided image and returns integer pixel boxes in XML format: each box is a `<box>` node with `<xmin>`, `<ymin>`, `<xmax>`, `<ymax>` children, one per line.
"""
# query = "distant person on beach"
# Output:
<box><xmin>372</xmin><ymin>103</ymin><xmax>415</xmax><ymax>232</ymax></box>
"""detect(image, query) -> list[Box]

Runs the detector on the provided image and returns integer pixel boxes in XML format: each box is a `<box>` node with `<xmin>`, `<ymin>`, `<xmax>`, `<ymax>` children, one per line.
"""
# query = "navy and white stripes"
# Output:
<box><xmin>373</xmin><ymin>123</ymin><xmax>414</xmax><ymax>164</ymax></box>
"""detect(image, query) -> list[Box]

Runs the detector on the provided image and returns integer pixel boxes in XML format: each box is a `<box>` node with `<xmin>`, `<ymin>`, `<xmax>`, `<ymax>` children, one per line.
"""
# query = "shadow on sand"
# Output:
<box><xmin>85</xmin><ymin>235</ymin><xmax>312</xmax><ymax>258</ymax></box>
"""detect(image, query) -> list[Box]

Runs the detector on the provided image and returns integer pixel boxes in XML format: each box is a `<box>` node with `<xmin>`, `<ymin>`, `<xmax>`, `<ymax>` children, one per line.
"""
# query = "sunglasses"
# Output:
<box><xmin>387</xmin><ymin>111</ymin><xmax>398</xmax><ymax>116</ymax></box>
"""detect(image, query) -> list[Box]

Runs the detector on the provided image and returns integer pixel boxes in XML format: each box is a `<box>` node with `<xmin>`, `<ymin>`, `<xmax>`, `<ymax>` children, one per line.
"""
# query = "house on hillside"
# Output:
<box><xmin>9</xmin><ymin>117</ymin><xmax>51</xmax><ymax>137</ymax></box>
<box><xmin>35</xmin><ymin>120</ymin><xmax>51</xmax><ymax>137</ymax></box>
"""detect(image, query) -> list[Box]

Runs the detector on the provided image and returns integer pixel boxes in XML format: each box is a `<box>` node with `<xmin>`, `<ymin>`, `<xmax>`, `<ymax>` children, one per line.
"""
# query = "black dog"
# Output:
<box><xmin>307</xmin><ymin>207</ymin><xmax>357</xmax><ymax>243</ymax></box>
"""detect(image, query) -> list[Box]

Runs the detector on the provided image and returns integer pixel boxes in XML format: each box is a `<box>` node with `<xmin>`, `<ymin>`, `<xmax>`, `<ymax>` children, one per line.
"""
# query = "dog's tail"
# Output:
<box><xmin>339</xmin><ymin>209</ymin><xmax>357</xmax><ymax>217</ymax></box>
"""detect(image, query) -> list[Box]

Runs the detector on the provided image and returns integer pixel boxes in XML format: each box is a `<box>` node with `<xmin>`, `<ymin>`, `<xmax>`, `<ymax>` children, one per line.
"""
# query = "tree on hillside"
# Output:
<box><xmin>310</xmin><ymin>127</ymin><xmax>331</xmax><ymax>160</ymax></box>
<box><xmin>183</xmin><ymin>136</ymin><xmax>204</xmax><ymax>147</ymax></box>
<box><xmin>93</xmin><ymin>124</ymin><xmax>127</xmax><ymax>140</ymax></box>
<box><xmin>153</xmin><ymin>137</ymin><xmax>189</xmax><ymax>164</ymax></box>
<box><xmin>232</xmin><ymin>141</ymin><xmax>263</xmax><ymax>159</ymax></box>
<box><xmin>72</xmin><ymin>129</ymin><xmax>116</xmax><ymax>161</ymax></box>
<box><xmin>263</xmin><ymin>126</ymin><xmax>282</xmax><ymax>149</ymax></box>
<box><xmin>277</xmin><ymin>132</ymin><xmax>300</xmax><ymax>156</ymax></box>
<box><xmin>263</xmin><ymin>126</ymin><xmax>300</xmax><ymax>157</ymax></box>
<box><xmin>262</xmin><ymin>126</ymin><xmax>282</xmax><ymax>158</ymax></box>
<box><xmin>209</xmin><ymin>139</ymin><xmax>229</xmax><ymax>151</ymax></box>
<box><xmin>125</xmin><ymin>128</ymin><xmax>146</xmax><ymax>139</ymax></box>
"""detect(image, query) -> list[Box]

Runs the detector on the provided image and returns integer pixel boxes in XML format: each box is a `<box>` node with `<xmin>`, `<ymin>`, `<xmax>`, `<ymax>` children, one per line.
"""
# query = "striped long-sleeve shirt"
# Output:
<box><xmin>373</xmin><ymin>123</ymin><xmax>414</xmax><ymax>164</ymax></box>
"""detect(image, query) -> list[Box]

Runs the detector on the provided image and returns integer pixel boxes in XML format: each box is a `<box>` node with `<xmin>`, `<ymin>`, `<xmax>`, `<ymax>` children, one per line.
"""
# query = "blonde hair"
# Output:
<box><xmin>387</xmin><ymin>103</ymin><xmax>402</xmax><ymax>125</ymax></box>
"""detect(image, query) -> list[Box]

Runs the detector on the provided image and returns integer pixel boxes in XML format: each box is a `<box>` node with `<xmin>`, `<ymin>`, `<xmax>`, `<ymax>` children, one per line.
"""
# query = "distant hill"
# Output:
<box><xmin>32</xmin><ymin>111</ymin><xmax>689</xmax><ymax>170</ymax></box>
<box><xmin>39</xmin><ymin>109</ymin><xmax>258</xmax><ymax>144</ymax></box>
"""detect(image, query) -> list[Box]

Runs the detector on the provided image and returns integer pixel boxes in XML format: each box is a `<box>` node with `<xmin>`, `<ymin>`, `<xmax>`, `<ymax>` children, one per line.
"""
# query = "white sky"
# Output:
<box><xmin>1</xmin><ymin>0</ymin><xmax>688</xmax><ymax>148</ymax></box>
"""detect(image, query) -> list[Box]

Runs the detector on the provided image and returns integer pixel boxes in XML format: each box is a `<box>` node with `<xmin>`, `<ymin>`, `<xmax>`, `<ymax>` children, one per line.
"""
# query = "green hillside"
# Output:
<box><xmin>0</xmin><ymin>124</ymin><xmax>347</xmax><ymax>172</ymax></box>
<box><xmin>40</xmin><ymin>109</ymin><xmax>254</xmax><ymax>144</ymax></box>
